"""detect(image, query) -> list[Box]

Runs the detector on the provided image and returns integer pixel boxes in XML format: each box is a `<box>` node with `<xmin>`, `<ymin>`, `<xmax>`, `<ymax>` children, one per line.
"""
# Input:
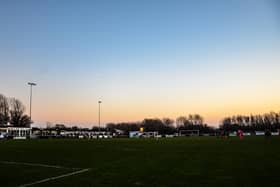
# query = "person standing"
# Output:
<box><xmin>238</xmin><ymin>129</ymin><xmax>243</xmax><ymax>140</ymax></box>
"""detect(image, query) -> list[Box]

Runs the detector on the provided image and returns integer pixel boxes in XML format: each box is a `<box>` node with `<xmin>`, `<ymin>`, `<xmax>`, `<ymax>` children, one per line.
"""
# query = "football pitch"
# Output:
<box><xmin>0</xmin><ymin>137</ymin><xmax>280</xmax><ymax>187</ymax></box>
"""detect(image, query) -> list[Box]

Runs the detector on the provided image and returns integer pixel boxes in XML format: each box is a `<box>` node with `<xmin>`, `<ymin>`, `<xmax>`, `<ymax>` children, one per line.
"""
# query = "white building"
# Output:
<box><xmin>0</xmin><ymin>127</ymin><xmax>31</xmax><ymax>139</ymax></box>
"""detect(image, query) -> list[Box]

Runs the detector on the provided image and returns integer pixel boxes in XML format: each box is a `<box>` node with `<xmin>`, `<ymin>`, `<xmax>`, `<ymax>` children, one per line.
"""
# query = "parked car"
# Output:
<box><xmin>0</xmin><ymin>132</ymin><xmax>7</xmax><ymax>139</ymax></box>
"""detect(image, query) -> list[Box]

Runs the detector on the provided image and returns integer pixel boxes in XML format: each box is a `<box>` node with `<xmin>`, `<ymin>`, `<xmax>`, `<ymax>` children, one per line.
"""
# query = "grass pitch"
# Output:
<box><xmin>0</xmin><ymin>137</ymin><xmax>280</xmax><ymax>187</ymax></box>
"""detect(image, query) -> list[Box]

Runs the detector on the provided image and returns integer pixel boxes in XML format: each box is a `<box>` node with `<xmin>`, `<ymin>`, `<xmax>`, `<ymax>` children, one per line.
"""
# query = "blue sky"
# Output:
<box><xmin>0</xmin><ymin>0</ymin><xmax>279</xmax><ymax>126</ymax></box>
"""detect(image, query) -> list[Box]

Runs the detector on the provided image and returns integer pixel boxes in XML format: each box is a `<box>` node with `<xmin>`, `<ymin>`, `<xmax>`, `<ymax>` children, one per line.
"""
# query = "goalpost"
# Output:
<box><xmin>179</xmin><ymin>130</ymin><xmax>200</xmax><ymax>137</ymax></box>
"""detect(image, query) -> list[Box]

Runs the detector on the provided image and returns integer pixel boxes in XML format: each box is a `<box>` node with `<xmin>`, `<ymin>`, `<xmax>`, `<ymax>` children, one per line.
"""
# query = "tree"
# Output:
<box><xmin>9</xmin><ymin>98</ymin><xmax>31</xmax><ymax>127</ymax></box>
<box><xmin>176</xmin><ymin>116</ymin><xmax>187</xmax><ymax>128</ymax></box>
<box><xmin>162</xmin><ymin>118</ymin><xmax>174</xmax><ymax>127</ymax></box>
<box><xmin>188</xmin><ymin>114</ymin><xmax>194</xmax><ymax>125</ymax></box>
<box><xmin>142</xmin><ymin>118</ymin><xmax>176</xmax><ymax>134</ymax></box>
<box><xmin>142</xmin><ymin>119</ymin><xmax>163</xmax><ymax>132</ymax></box>
<box><xmin>220</xmin><ymin>111</ymin><xmax>280</xmax><ymax>132</ymax></box>
<box><xmin>105</xmin><ymin>122</ymin><xmax>140</xmax><ymax>135</ymax></box>
<box><xmin>0</xmin><ymin>94</ymin><xmax>10</xmax><ymax>125</ymax></box>
<box><xmin>176</xmin><ymin>114</ymin><xmax>213</xmax><ymax>133</ymax></box>
<box><xmin>193</xmin><ymin>114</ymin><xmax>203</xmax><ymax>125</ymax></box>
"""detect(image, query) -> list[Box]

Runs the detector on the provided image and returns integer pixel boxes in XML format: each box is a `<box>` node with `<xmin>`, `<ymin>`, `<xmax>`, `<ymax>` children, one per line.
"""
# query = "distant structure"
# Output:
<box><xmin>179</xmin><ymin>130</ymin><xmax>200</xmax><ymax>136</ymax></box>
<box><xmin>0</xmin><ymin>126</ymin><xmax>31</xmax><ymax>139</ymax></box>
<box><xmin>129</xmin><ymin>131</ymin><xmax>158</xmax><ymax>138</ymax></box>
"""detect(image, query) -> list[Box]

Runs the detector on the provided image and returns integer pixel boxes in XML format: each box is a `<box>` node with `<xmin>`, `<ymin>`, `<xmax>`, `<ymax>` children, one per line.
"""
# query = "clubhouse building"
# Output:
<box><xmin>0</xmin><ymin>126</ymin><xmax>32</xmax><ymax>139</ymax></box>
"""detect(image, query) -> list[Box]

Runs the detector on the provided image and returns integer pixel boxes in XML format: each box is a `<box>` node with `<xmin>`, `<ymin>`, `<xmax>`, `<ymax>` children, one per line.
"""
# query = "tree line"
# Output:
<box><xmin>2</xmin><ymin>92</ymin><xmax>280</xmax><ymax>133</ymax></box>
<box><xmin>0</xmin><ymin>94</ymin><xmax>31</xmax><ymax>127</ymax></box>
<box><xmin>220</xmin><ymin>112</ymin><xmax>280</xmax><ymax>132</ymax></box>
<box><xmin>106</xmin><ymin>114</ymin><xmax>216</xmax><ymax>135</ymax></box>
<box><xmin>107</xmin><ymin>112</ymin><xmax>280</xmax><ymax>135</ymax></box>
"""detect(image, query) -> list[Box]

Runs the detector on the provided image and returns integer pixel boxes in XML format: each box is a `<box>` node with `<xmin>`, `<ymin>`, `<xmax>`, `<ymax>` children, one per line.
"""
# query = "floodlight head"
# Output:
<box><xmin>28</xmin><ymin>82</ymin><xmax>37</xmax><ymax>86</ymax></box>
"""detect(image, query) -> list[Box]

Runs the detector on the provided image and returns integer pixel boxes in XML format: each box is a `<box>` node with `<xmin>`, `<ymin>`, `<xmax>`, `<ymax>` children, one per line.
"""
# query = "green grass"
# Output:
<box><xmin>0</xmin><ymin>137</ymin><xmax>280</xmax><ymax>187</ymax></box>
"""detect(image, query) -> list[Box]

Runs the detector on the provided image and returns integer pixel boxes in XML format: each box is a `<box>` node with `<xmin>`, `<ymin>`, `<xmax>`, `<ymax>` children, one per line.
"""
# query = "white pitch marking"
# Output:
<box><xmin>0</xmin><ymin>161</ymin><xmax>81</xmax><ymax>170</ymax></box>
<box><xmin>0</xmin><ymin>161</ymin><xmax>90</xmax><ymax>186</ymax></box>
<box><xmin>19</xmin><ymin>168</ymin><xmax>90</xmax><ymax>187</ymax></box>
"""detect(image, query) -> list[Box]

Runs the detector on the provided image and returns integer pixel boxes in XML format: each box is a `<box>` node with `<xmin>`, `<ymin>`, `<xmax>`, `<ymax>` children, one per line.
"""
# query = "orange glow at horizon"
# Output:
<box><xmin>32</xmin><ymin>93</ymin><xmax>280</xmax><ymax>127</ymax></box>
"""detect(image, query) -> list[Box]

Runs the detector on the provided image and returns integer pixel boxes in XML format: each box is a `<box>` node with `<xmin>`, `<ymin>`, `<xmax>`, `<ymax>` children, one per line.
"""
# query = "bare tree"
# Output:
<box><xmin>188</xmin><ymin>114</ymin><xmax>194</xmax><ymax>125</ymax></box>
<box><xmin>9</xmin><ymin>98</ymin><xmax>31</xmax><ymax>127</ymax></box>
<box><xmin>193</xmin><ymin>114</ymin><xmax>203</xmax><ymax>125</ymax></box>
<box><xmin>162</xmin><ymin>118</ymin><xmax>174</xmax><ymax>127</ymax></box>
<box><xmin>176</xmin><ymin>116</ymin><xmax>187</xmax><ymax>128</ymax></box>
<box><xmin>0</xmin><ymin>94</ymin><xmax>10</xmax><ymax>125</ymax></box>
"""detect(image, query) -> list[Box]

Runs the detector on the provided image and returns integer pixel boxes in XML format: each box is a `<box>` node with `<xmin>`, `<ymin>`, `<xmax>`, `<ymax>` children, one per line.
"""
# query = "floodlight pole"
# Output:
<box><xmin>28</xmin><ymin>82</ymin><xmax>37</xmax><ymax>122</ymax></box>
<box><xmin>98</xmin><ymin>100</ymin><xmax>102</xmax><ymax>132</ymax></box>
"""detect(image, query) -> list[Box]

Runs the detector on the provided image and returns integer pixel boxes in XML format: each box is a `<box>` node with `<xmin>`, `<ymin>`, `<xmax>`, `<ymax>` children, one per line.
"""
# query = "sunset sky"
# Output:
<box><xmin>0</xmin><ymin>0</ymin><xmax>279</xmax><ymax>127</ymax></box>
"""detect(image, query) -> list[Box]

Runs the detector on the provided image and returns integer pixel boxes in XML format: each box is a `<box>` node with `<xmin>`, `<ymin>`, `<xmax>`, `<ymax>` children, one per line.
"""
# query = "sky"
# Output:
<box><xmin>0</xmin><ymin>0</ymin><xmax>279</xmax><ymax>127</ymax></box>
